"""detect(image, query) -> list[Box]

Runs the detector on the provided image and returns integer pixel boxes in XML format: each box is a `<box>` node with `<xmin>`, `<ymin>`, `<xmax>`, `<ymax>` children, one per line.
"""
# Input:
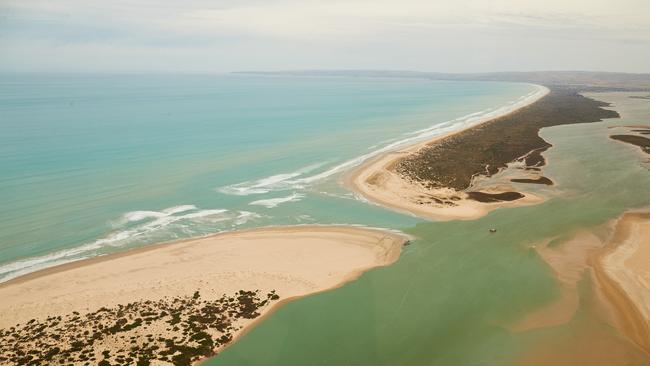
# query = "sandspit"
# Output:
<box><xmin>0</xmin><ymin>225</ymin><xmax>408</xmax><ymax>365</ymax></box>
<box><xmin>346</xmin><ymin>85</ymin><xmax>549</xmax><ymax>221</ymax></box>
<box><xmin>347</xmin><ymin>86</ymin><xmax>623</xmax><ymax>221</ymax></box>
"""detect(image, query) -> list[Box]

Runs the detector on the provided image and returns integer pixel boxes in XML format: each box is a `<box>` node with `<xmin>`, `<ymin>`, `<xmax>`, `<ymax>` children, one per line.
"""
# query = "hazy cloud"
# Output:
<box><xmin>1</xmin><ymin>0</ymin><xmax>649</xmax><ymax>72</ymax></box>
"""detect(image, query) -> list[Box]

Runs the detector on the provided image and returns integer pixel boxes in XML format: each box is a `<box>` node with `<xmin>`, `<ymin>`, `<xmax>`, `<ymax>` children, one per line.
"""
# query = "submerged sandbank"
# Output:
<box><xmin>598</xmin><ymin>211</ymin><xmax>650</xmax><ymax>352</ymax></box>
<box><xmin>348</xmin><ymin>86</ymin><xmax>625</xmax><ymax>221</ymax></box>
<box><xmin>510</xmin><ymin>210</ymin><xmax>650</xmax><ymax>365</ymax></box>
<box><xmin>0</xmin><ymin>225</ymin><xmax>408</xmax><ymax>365</ymax></box>
<box><xmin>514</xmin><ymin>210</ymin><xmax>650</xmax><ymax>356</ymax></box>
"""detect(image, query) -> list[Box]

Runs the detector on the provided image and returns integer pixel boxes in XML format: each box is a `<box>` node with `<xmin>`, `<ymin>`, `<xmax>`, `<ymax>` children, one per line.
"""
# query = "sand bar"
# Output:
<box><xmin>597</xmin><ymin>211</ymin><xmax>650</xmax><ymax>352</ymax></box>
<box><xmin>347</xmin><ymin>85</ymin><xmax>625</xmax><ymax>221</ymax></box>
<box><xmin>511</xmin><ymin>211</ymin><xmax>650</xmax><ymax>365</ymax></box>
<box><xmin>514</xmin><ymin>211</ymin><xmax>650</xmax><ymax>353</ymax></box>
<box><xmin>0</xmin><ymin>225</ymin><xmax>408</xmax><ymax>365</ymax></box>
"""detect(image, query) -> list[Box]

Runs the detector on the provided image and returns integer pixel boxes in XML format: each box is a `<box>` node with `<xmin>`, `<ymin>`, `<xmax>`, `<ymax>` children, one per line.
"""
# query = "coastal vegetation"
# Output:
<box><xmin>610</xmin><ymin>133</ymin><xmax>650</xmax><ymax>155</ymax></box>
<box><xmin>0</xmin><ymin>290</ymin><xmax>280</xmax><ymax>365</ymax></box>
<box><xmin>396</xmin><ymin>89</ymin><xmax>619</xmax><ymax>194</ymax></box>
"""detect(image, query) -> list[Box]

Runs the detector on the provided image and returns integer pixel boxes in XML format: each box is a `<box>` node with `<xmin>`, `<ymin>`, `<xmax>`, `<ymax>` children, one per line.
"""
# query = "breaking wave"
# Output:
<box><xmin>0</xmin><ymin>205</ymin><xmax>261</xmax><ymax>283</ymax></box>
<box><xmin>217</xmin><ymin>84</ymin><xmax>547</xmax><ymax>197</ymax></box>
<box><xmin>217</xmin><ymin>163</ymin><xmax>325</xmax><ymax>196</ymax></box>
<box><xmin>249</xmin><ymin>193</ymin><xmax>305</xmax><ymax>208</ymax></box>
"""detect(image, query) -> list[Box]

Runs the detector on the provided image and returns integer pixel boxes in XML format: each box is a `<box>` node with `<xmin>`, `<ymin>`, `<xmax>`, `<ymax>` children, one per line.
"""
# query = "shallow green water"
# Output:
<box><xmin>209</xmin><ymin>93</ymin><xmax>650</xmax><ymax>365</ymax></box>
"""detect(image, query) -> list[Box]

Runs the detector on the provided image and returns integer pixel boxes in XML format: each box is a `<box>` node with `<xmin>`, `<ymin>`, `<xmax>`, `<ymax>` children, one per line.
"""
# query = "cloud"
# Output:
<box><xmin>0</xmin><ymin>0</ymin><xmax>649</xmax><ymax>72</ymax></box>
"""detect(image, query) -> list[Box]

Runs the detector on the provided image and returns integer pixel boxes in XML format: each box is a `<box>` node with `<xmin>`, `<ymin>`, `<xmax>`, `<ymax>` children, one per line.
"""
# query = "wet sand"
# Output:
<box><xmin>513</xmin><ymin>211</ymin><xmax>650</xmax><ymax>365</ymax></box>
<box><xmin>513</xmin><ymin>230</ymin><xmax>607</xmax><ymax>333</ymax></box>
<box><xmin>514</xmin><ymin>211</ymin><xmax>650</xmax><ymax>356</ymax></box>
<box><xmin>597</xmin><ymin>211</ymin><xmax>650</xmax><ymax>352</ymax></box>
<box><xmin>0</xmin><ymin>225</ymin><xmax>407</xmax><ymax>365</ymax></box>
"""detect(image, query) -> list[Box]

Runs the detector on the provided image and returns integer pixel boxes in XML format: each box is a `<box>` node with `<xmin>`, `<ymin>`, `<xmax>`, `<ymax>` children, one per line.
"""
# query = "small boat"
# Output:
<box><xmin>489</xmin><ymin>228</ymin><xmax>497</xmax><ymax>233</ymax></box>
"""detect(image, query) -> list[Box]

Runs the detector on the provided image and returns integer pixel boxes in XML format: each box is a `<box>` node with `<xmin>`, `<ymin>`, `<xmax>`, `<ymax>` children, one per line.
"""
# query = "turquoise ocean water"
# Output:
<box><xmin>0</xmin><ymin>74</ymin><xmax>538</xmax><ymax>282</ymax></box>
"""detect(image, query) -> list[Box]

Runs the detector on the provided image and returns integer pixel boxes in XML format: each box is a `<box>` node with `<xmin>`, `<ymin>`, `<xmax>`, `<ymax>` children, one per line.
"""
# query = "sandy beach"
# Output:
<box><xmin>346</xmin><ymin>145</ymin><xmax>544</xmax><ymax>221</ymax></box>
<box><xmin>597</xmin><ymin>211</ymin><xmax>650</xmax><ymax>352</ymax></box>
<box><xmin>346</xmin><ymin>85</ymin><xmax>550</xmax><ymax>221</ymax></box>
<box><xmin>0</xmin><ymin>225</ymin><xmax>407</xmax><ymax>365</ymax></box>
<box><xmin>347</xmin><ymin>85</ymin><xmax>626</xmax><ymax>222</ymax></box>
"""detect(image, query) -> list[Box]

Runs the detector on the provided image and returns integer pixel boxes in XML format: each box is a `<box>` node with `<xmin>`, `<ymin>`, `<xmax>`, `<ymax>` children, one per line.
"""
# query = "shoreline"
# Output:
<box><xmin>0</xmin><ymin>225</ymin><xmax>409</xmax><ymax>365</ymax></box>
<box><xmin>347</xmin><ymin>85</ymin><xmax>621</xmax><ymax>221</ymax></box>
<box><xmin>517</xmin><ymin>209</ymin><xmax>650</xmax><ymax>355</ymax></box>
<box><xmin>595</xmin><ymin>211</ymin><xmax>650</xmax><ymax>353</ymax></box>
<box><xmin>510</xmin><ymin>209</ymin><xmax>650</xmax><ymax>364</ymax></box>
<box><xmin>0</xmin><ymin>224</ymin><xmax>406</xmax><ymax>289</ymax></box>
<box><xmin>346</xmin><ymin>85</ymin><xmax>550</xmax><ymax>221</ymax></box>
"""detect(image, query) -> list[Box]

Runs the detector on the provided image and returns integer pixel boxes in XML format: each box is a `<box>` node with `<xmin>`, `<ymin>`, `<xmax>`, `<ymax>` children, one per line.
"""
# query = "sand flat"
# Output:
<box><xmin>604</xmin><ymin>214</ymin><xmax>650</xmax><ymax>319</ymax></box>
<box><xmin>599</xmin><ymin>212</ymin><xmax>650</xmax><ymax>351</ymax></box>
<box><xmin>0</xmin><ymin>225</ymin><xmax>407</xmax><ymax>364</ymax></box>
<box><xmin>0</xmin><ymin>225</ymin><xmax>407</xmax><ymax>328</ymax></box>
<box><xmin>512</xmin><ymin>230</ymin><xmax>606</xmax><ymax>333</ymax></box>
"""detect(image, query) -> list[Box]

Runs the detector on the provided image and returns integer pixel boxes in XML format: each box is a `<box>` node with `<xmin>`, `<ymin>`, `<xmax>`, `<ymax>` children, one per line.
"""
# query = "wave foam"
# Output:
<box><xmin>217</xmin><ymin>163</ymin><xmax>325</xmax><ymax>196</ymax></box>
<box><xmin>249</xmin><ymin>193</ymin><xmax>305</xmax><ymax>208</ymax></box>
<box><xmin>217</xmin><ymin>85</ymin><xmax>547</xmax><ymax>197</ymax></box>
<box><xmin>0</xmin><ymin>205</ymin><xmax>260</xmax><ymax>283</ymax></box>
<box><xmin>0</xmin><ymin>85</ymin><xmax>548</xmax><ymax>283</ymax></box>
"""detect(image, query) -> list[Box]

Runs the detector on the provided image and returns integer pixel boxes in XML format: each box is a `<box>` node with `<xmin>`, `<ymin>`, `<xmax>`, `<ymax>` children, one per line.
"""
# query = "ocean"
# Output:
<box><xmin>0</xmin><ymin>73</ymin><xmax>538</xmax><ymax>282</ymax></box>
<box><xmin>3</xmin><ymin>74</ymin><xmax>650</xmax><ymax>365</ymax></box>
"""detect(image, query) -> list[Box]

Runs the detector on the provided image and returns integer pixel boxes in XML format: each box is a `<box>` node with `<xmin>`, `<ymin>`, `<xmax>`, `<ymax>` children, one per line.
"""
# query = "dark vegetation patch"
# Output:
<box><xmin>395</xmin><ymin>89</ymin><xmax>619</xmax><ymax>191</ymax></box>
<box><xmin>511</xmin><ymin>176</ymin><xmax>554</xmax><ymax>185</ymax></box>
<box><xmin>610</xmin><ymin>134</ymin><xmax>650</xmax><ymax>155</ymax></box>
<box><xmin>413</xmin><ymin>194</ymin><xmax>459</xmax><ymax>206</ymax></box>
<box><xmin>522</xmin><ymin>147</ymin><xmax>549</xmax><ymax>167</ymax></box>
<box><xmin>631</xmin><ymin>129</ymin><xmax>650</xmax><ymax>135</ymax></box>
<box><xmin>0</xmin><ymin>290</ymin><xmax>279</xmax><ymax>366</ymax></box>
<box><xmin>466</xmin><ymin>191</ymin><xmax>525</xmax><ymax>202</ymax></box>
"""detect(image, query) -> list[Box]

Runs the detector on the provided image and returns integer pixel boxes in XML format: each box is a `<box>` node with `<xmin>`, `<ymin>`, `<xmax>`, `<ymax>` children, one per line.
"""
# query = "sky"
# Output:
<box><xmin>1</xmin><ymin>0</ymin><xmax>649</xmax><ymax>73</ymax></box>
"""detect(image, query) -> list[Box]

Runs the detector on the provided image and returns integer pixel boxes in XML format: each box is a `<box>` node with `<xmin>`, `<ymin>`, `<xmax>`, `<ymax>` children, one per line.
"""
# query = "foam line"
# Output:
<box><xmin>0</xmin><ymin>206</ymin><xmax>260</xmax><ymax>283</ymax></box>
<box><xmin>217</xmin><ymin>84</ymin><xmax>547</xmax><ymax>196</ymax></box>
<box><xmin>249</xmin><ymin>193</ymin><xmax>305</xmax><ymax>208</ymax></box>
